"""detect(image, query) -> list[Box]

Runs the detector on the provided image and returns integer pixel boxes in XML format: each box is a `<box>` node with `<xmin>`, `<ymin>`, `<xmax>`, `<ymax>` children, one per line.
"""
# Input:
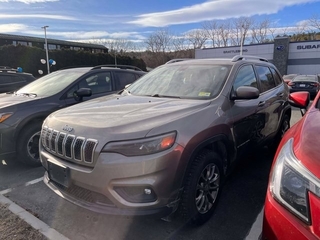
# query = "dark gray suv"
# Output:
<box><xmin>0</xmin><ymin>65</ymin><xmax>145</xmax><ymax>166</ymax></box>
<box><xmin>40</xmin><ymin>56</ymin><xmax>291</xmax><ymax>225</ymax></box>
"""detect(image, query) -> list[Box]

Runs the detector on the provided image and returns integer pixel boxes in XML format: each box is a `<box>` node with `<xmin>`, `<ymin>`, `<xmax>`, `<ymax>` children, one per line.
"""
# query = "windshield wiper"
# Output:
<box><xmin>150</xmin><ymin>94</ymin><xmax>180</xmax><ymax>99</ymax></box>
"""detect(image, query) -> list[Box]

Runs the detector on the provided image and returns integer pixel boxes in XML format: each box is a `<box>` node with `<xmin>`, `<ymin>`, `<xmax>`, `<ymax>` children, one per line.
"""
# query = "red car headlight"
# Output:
<box><xmin>270</xmin><ymin>138</ymin><xmax>320</xmax><ymax>224</ymax></box>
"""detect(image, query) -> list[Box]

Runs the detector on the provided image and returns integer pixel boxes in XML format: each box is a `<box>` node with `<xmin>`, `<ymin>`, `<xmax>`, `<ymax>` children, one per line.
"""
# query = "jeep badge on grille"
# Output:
<box><xmin>62</xmin><ymin>125</ymin><xmax>73</xmax><ymax>132</ymax></box>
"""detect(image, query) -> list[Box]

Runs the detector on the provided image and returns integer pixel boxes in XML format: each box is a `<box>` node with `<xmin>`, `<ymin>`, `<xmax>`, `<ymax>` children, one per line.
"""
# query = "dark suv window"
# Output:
<box><xmin>233</xmin><ymin>65</ymin><xmax>258</xmax><ymax>90</ymax></box>
<box><xmin>270</xmin><ymin>67</ymin><xmax>282</xmax><ymax>86</ymax></box>
<box><xmin>85</xmin><ymin>72</ymin><xmax>112</xmax><ymax>94</ymax></box>
<box><xmin>115</xmin><ymin>71</ymin><xmax>138</xmax><ymax>89</ymax></box>
<box><xmin>256</xmin><ymin>65</ymin><xmax>276</xmax><ymax>92</ymax></box>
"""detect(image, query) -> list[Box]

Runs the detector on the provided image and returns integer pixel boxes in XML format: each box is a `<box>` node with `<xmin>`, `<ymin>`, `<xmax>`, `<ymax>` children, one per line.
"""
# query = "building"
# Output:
<box><xmin>0</xmin><ymin>33</ymin><xmax>108</xmax><ymax>53</ymax></box>
<box><xmin>195</xmin><ymin>37</ymin><xmax>320</xmax><ymax>75</ymax></box>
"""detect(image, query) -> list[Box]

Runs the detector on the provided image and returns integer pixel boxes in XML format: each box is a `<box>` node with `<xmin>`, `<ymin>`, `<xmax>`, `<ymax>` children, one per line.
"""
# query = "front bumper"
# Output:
<box><xmin>40</xmin><ymin>143</ymin><xmax>185</xmax><ymax>216</ymax></box>
<box><xmin>0</xmin><ymin>123</ymin><xmax>16</xmax><ymax>157</ymax></box>
<box><xmin>262</xmin><ymin>190</ymin><xmax>319</xmax><ymax>240</ymax></box>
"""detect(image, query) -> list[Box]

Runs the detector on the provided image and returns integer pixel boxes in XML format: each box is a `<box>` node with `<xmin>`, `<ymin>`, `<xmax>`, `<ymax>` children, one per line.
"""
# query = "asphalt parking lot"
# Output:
<box><xmin>0</xmin><ymin>108</ymin><xmax>303</xmax><ymax>240</ymax></box>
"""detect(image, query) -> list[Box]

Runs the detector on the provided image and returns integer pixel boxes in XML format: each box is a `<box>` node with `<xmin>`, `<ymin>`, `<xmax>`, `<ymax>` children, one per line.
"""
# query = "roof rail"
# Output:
<box><xmin>0</xmin><ymin>66</ymin><xmax>17</xmax><ymax>71</ymax></box>
<box><xmin>165</xmin><ymin>58</ymin><xmax>192</xmax><ymax>64</ymax></box>
<box><xmin>232</xmin><ymin>55</ymin><xmax>269</xmax><ymax>62</ymax></box>
<box><xmin>91</xmin><ymin>65</ymin><xmax>143</xmax><ymax>71</ymax></box>
<box><xmin>0</xmin><ymin>66</ymin><xmax>18</xmax><ymax>72</ymax></box>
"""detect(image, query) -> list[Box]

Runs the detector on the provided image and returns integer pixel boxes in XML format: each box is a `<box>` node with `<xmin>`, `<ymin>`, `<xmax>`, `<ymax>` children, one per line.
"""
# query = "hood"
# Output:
<box><xmin>46</xmin><ymin>95</ymin><xmax>211</xmax><ymax>140</ymax></box>
<box><xmin>0</xmin><ymin>93</ymin><xmax>38</xmax><ymax>109</ymax></box>
<box><xmin>292</xmin><ymin>108</ymin><xmax>320</xmax><ymax>179</ymax></box>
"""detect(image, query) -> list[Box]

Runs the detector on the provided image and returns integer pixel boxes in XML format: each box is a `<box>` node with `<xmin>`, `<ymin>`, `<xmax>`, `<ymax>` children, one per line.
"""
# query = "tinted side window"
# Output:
<box><xmin>233</xmin><ymin>65</ymin><xmax>258</xmax><ymax>90</ymax></box>
<box><xmin>0</xmin><ymin>75</ymin><xmax>25</xmax><ymax>84</ymax></box>
<box><xmin>115</xmin><ymin>72</ymin><xmax>136</xmax><ymax>90</ymax></box>
<box><xmin>87</xmin><ymin>72</ymin><xmax>112</xmax><ymax>94</ymax></box>
<box><xmin>255</xmin><ymin>66</ymin><xmax>276</xmax><ymax>93</ymax></box>
<box><xmin>11</xmin><ymin>75</ymin><xmax>25</xmax><ymax>83</ymax></box>
<box><xmin>0</xmin><ymin>75</ymin><xmax>13</xmax><ymax>84</ymax></box>
<box><xmin>66</xmin><ymin>72</ymin><xmax>112</xmax><ymax>98</ymax></box>
<box><xmin>270</xmin><ymin>68</ymin><xmax>282</xmax><ymax>86</ymax></box>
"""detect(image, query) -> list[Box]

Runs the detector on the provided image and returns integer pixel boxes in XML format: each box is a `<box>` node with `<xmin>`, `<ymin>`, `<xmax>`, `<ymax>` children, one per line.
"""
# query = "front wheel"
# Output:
<box><xmin>17</xmin><ymin>122</ymin><xmax>42</xmax><ymax>167</ymax></box>
<box><xmin>180</xmin><ymin>150</ymin><xmax>223</xmax><ymax>226</ymax></box>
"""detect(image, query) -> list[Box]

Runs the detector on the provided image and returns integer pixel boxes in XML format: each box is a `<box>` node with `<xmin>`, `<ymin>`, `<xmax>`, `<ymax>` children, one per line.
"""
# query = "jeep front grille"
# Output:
<box><xmin>41</xmin><ymin>126</ymin><xmax>98</xmax><ymax>164</ymax></box>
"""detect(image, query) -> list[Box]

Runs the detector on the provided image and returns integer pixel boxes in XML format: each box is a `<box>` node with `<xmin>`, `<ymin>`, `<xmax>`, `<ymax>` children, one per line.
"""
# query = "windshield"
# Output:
<box><xmin>124</xmin><ymin>64</ymin><xmax>231</xmax><ymax>99</ymax></box>
<box><xmin>16</xmin><ymin>69</ymin><xmax>87</xmax><ymax>97</ymax></box>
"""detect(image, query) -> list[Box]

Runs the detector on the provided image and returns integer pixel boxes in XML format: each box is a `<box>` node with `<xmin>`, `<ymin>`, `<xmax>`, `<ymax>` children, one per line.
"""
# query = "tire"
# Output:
<box><xmin>180</xmin><ymin>149</ymin><xmax>223</xmax><ymax>226</ymax></box>
<box><xmin>17</xmin><ymin>122</ymin><xmax>42</xmax><ymax>167</ymax></box>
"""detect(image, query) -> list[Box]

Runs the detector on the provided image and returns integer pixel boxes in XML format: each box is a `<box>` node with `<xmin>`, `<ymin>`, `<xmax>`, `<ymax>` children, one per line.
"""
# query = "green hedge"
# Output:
<box><xmin>0</xmin><ymin>45</ymin><xmax>146</xmax><ymax>77</ymax></box>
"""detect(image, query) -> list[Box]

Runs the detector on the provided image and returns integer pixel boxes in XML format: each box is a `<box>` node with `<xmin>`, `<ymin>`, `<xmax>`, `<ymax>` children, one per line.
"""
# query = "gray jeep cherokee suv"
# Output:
<box><xmin>40</xmin><ymin>56</ymin><xmax>291</xmax><ymax>225</ymax></box>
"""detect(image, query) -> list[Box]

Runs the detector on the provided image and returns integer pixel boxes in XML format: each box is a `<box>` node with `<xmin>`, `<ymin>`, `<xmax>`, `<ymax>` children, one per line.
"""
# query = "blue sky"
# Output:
<box><xmin>0</xmin><ymin>0</ymin><xmax>319</xmax><ymax>44</ymax></box>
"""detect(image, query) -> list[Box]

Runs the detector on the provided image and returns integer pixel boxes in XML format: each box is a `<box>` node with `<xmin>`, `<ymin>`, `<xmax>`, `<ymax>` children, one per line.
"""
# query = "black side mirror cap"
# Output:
<box><xmin>74</xmin><ymin>88</ymin><xmax>92</xmax><ymax>101</ymax></box>
<box><xmin>231</xmin><ymin>86</ymin><xmax>260</xmax><ymax>100</ymax></box>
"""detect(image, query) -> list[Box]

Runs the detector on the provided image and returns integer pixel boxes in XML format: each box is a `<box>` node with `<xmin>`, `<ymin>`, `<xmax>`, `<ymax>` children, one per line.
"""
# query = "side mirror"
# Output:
<box><xmin>231</xmin><ymin>86</ymin><xmax>260</xmax><ymax>100</ymax></box>
<box><xmin>289</xmin><ymin>91</ymin><xmax>310</xmax><ymax>116</ymax></box>
<box><xmin>73</xmin><ymin>88</ymin><xmax>92</xmax><ymax>102</ymax></box>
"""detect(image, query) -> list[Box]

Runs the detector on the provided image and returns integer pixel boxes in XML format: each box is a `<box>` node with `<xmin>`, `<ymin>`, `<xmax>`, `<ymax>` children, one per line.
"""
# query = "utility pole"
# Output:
<box><xmin>42</xmin><ymin>26</ymin><xmax>50</xmax><ymax>74</ymax></box>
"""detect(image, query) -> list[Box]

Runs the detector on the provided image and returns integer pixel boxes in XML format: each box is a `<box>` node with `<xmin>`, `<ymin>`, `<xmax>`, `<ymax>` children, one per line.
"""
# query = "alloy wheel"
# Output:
<box><xmin>195</xmin><ymin>163</ymin><xmax>220</xmax><ymax>214</ymax></box>
<box><xmin>27</xmin><ymin>131</ymin><xmax>41</xmax><ymax>160</ymax></box>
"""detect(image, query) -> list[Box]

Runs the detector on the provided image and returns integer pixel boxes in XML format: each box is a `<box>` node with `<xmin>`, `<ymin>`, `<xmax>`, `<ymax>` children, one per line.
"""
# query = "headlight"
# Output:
<box><xmin>102</xmin><ymin>132</ymin><xmax>176</xmax><ymax>156</ymax></box>
<box><xmin>0</xmin><ymin>113</ymin><xmax>13</xmax><ymax>123</ymax></box>
<box><xmin>270</xmin><ymin>138</ymin><xmax>320</xmax><ymax>224</ymax></box>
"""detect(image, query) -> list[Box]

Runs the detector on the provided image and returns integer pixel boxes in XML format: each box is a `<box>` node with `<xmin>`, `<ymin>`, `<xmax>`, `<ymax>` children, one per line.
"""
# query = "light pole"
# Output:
<box><xmin>240</xmin><ymin>25</ymin><xmax>244</xmax><ymax>56</ymax></box>
<box><xmin>42</xmin><ymin>26</ymin><xmax>50</xmax><ymax>74</ymax></box>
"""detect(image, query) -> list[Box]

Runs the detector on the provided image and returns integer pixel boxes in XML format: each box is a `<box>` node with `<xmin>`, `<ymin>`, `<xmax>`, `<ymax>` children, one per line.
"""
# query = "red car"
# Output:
<box><xmin>262</xmin><ymin>91</ymin><xmax>320</xmax><ymax>239</ymax></box>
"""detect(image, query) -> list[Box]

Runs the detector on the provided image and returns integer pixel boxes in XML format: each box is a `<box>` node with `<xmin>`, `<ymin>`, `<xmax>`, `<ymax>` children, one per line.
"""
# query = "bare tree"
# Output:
<box><xmin>186</xmin><ymin>29</ymin><xmax>208</xmax><ymax>49</ymax></box>
<box><xmin>232</xmin><ymin>17</ymin><xmax>253</xmax><ymax>46</ymax></box>
<box><xmin>144</xmin><ymin>28</ymin><xmax>173</xmax><ymax>66</ymax></box>
<box><xmin>268</xmin><ymin>22</ymin><xmax>278</xmax><ymax>42</ymax></box>
<box><xmin>144</xmin><ymin>28</ymin><xmax>172</xmax><ymax>53</ymax></box>
<box><xmin>218</xmin><ymin>21</ymin><xmax>232</xmax><ymax>47</ymax></box>
<box><xmin>202</xmin><ymin>20</ymin><xmax>219</xmax><ymax>47</ymax></box>
<box><xmin>172</xmin><ymin>35</ymin><xmax>189</xmax><ymax>52</ymax></box>
<box><xmin>309</xmin><ymin>14</ymin><xmax>320</xmax><ymax>31</ymax></box>
<box><xmin>90</xmin><ymin>38</ymin><xmax>135</xmax><ymax>55</ymax></box>
<box><xmin>291</xmin><ymin>21</ymin><xmax>308</xmax><ymax>41</ymax></box>
<box><xmin>251</xmin><ymin>18</ymin><xmax>271</xmax><ymax>43</ymax></box>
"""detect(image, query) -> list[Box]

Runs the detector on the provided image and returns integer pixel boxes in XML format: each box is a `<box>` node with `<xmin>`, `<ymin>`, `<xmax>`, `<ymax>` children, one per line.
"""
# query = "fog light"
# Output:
<box><xmin>114</xmin><ymin>186</ymin><xmax>157</xmax><ymax>203</ymax></box>
<box><xmin>144</xmin><ymin>188</ymin><xmax>152</xmax><ymax>195</ymax></box>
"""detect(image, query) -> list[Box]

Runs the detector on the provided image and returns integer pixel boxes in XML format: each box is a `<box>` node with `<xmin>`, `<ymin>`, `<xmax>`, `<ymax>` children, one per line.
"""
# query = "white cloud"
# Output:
<box><xmin>0</xmin><ymin>0</ymin><xmax>58</xmax><ymax>4</ymax></box>
<box><xmin>0</xmin><ymin>14</ymin><xmax>77</xmax><ymax>20</ymax></box>
<box><xmin>129</xmin><ymin>0</ymin><xmax>320</xmax><ymax>27</ymax></box>
<box><xmin>22</xmin><ymin>30</ymin><xmax>147</xmax><ymax>41</ymax></box>
<box><xmin>0</xmin><ymin>23</ymin><xmax>27</xmax><ymax>32</ymax></box>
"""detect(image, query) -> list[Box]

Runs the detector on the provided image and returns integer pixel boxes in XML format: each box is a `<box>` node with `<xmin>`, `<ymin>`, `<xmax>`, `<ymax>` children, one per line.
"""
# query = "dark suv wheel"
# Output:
<box><xmin>17</xmin><ymin>122</ymin><xmax>42</xmax><ymax>167</ymax></box>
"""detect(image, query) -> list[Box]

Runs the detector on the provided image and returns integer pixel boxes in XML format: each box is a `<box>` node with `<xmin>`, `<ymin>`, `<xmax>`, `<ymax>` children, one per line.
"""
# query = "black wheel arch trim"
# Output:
<box><xmin>13</xmin><ymin>111</ymin><xmax>52</xmax><ymax>141</ymax></box>
<box><xmin>171</xmin><ymin>133</ymin><xmax>235</xmax><ymax>203</ymax></box>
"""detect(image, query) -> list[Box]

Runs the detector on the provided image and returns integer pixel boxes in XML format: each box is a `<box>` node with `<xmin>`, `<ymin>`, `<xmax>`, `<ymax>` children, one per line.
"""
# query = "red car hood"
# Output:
<box><xmin>291</xmin><ymin>108</ymin><xmax>320</xmax><ymax>179</ymax></box>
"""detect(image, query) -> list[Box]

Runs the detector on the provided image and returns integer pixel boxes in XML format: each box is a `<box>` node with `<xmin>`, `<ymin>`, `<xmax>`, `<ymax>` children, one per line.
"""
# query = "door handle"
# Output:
<box><xmin>277</xmin><ymin>93</ymin><xmax>284</xmax><ymax>97</ymax></box>
<box><xmin>258</xmin><ymin>101</ymin><xmax>266</xmax><ymax>107</ymax></box>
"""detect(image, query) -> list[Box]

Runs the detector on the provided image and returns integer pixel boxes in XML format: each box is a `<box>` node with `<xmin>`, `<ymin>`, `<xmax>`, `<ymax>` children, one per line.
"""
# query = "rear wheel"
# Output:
<box><xmin>17</xmin><ymin>122</ymin><xmax>42</xmax><ymax>167</ymax></box>
<box><xmin>180</xmin><ymin>150</ymin><xmax>223</xmax><ymax>226</ymax></box>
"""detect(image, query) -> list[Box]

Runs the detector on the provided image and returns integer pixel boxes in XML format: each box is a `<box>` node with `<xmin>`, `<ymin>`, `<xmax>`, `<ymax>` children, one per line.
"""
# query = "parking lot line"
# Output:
<box><xmin>0</xmin><ymin>194</ymin><xmax>69</xmax><ymax>240</ymax></box>
<box><xmin>0</xmin><ymin>177</ymin><xmax>43</xmax><ymax>195</ymax></box>
<box><xmin>245</xmin><ymin>207</ymin><xmax>263</xmax><ymax>240</ymax></box>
